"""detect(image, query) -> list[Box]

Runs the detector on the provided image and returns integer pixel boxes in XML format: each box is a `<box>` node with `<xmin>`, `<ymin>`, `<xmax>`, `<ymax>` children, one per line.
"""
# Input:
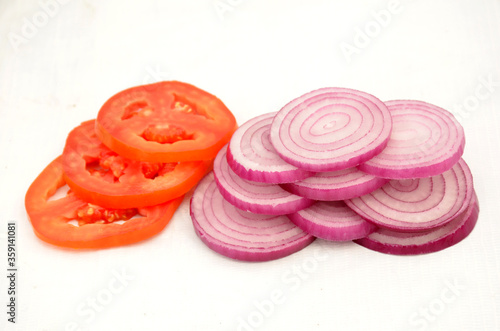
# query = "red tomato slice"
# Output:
<box><xmin>95</xmin><ymin>81</ymin><xmax>238</xmax><ymax>162</ymax></box>
<box><xmin>62</xmin><ymin>120</ymin><xmax>212</xmax><ymax>209</ymax></box>
<box><xmin>25</xmin><ymin>157</ymin><xmax>183</xmax><ymax>249</ymax></box>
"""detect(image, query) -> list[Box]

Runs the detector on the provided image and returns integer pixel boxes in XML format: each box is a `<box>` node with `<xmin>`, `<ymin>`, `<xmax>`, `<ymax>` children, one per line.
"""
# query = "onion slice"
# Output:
<box><xmin>345</xmin><ymin>159</ymin><xmax>474</xmax><ymax>232</ymax></box>
<box><xmin>214</xmin><ymin>145</ymin><xmax>314</xmax><ymax>215</ymax></box>
<box><xmin>358</xmin><ymin>100</ymin><xmax>465</xmax><ymax>179</ymax></box>
<box><xmin>280</xmin><ymin>167</ymin><xmax>388</xmax><ymax>201</ymax></box>
<box><xmin>288</xmin><ymin>201</ymin><xmax>377</xmax><ymax>241</ymax></box>
<box><xmin>354</xmin><ymin>192</ymin><xmax>479</xmax><ymax>255</ymax></box>
<box><xmin>190</xmin><ymin>173</ymin><xmax>315</xmax><ymax>262</ymax></box>
<box><xmin>227</xmin><ymin>112</ymin><xmax>314</xmax><ymax>183</ymax></box>
<box><xmin>270</xmin><ymin>87</ymin><xmax>392</xmax><ymax>172</ymax></box>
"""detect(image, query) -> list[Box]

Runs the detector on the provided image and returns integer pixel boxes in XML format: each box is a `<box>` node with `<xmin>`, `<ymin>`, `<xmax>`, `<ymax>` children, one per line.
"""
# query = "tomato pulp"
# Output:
<box><xmin>96</xmin><ymin>81</ymin><xmax>238</xmax><ymax>162</ymax></box>
<box><xmin>25</xmin><ymin>157</ymin><xmax>184</xmax><ymax>249</ymax></box>
<box><xmin>62</xmin><ymin>120</ymin><xmax>212</xmax><ymax>209</ymax></box>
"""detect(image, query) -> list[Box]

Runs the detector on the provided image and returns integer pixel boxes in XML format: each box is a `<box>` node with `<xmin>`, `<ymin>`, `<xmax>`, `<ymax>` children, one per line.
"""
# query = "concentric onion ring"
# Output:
<box><xmin>288</xmin><ymin>201</ymin><xmax>377</xmax><ymax>241</ymax></box>
<box><xmin>227</xmin><ymin>112</ymin><xmax>313</xmax><ymax>183</ymax></box>
<box><xmin>354</xmin><ymin>192</ymin><xmax>479</xmax><ymax>255</ymax></box>
<box><xmin>280</xmin><ymin>167</ymin><xmax>388</xmax><ymax>201</ymax></box>
<box><xmin>345</xmin><ymin>158</ymin><xmax>474</xmax><ymax>231</ymax></box>
<box><xmin>190</xmin><ymin>173</ymin><xmax>315</xmax><ymax>261</ymax></box>
<box><xmin>214</xmin><ymin>145</ymin><xmax>314</xmax><ymax>215</ymax></box>
<box><xmin>358</xmin><ymin>100</ymin><xmax>465</xmax><ymax>179</ymax></box>
<box><xmin>270</xmin><ymin>87</ymin><xmax>392</xmax><ymax>172</ymax></box>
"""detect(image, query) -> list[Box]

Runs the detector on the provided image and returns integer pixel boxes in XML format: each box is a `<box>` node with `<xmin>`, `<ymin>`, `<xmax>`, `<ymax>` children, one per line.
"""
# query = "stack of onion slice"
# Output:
<box><xmin>190</xmin><ymin>88</ymin><xmax>478</xmax><ymax>261</ymax></box>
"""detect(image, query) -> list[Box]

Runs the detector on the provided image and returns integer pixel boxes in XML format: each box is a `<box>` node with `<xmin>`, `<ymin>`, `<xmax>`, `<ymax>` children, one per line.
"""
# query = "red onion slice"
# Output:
<box><xmin>214</xmin><ymin>145</ymin><xmax>314</xmax><ymax>215</ymax></box>
<box><xmin>288</xmin><ymin>201</ymin><xmax>377</xmax><ymax>241</ymax></box>
<box><xmin>227</xmin><ymin>112</ymin><xmax>314</xmax><ymax>183</ymax></box>
<box><xmin>358</xmin><ymin>100</ymin><xmax>465</xmax><ymax>179</ymax></box>
<box><xmin>354</xmin><ymin>192</ymin><xmax>479</xmax><ymax>255</ymax></box>
<box><xmin>190</xmin><ymin>173</ymin><xmax>315</xmax><ymax>261</ymax></box>
<box><xmin>270</xmin><ymin>87</ymin><xmax>392</xmax><ymax>172</ymax></box>
<box><xmin>280</xmin><ymin>167</ymin><xmax>388</xmax><ymax>201</ymax></box>
<box><xmin>346</xmin><ymin>159</ymin><xmax>473</xmax><ymax>231</ymax></box>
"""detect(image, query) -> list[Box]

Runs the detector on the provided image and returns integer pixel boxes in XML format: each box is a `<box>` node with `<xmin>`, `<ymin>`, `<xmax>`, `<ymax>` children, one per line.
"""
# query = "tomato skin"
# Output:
<box><xmin>96</xmin><ymin>81</ymin><xmax>238</xmax><ymax>163</ymax></box>
<box><xmin>25</xmin><ymin>157</ymin><xmax>184</xmax><ymax>249</ymax></box>
<box><xmin>62</xmin><ymin>120</ymin><xmax>212</xmax><ymax>209</ymax></box>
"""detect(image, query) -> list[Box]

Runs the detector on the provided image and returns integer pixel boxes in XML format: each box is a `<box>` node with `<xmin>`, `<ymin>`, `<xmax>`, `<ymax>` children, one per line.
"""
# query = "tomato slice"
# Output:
<box><xmin>62</xmin><ymin>120</ymin><xmax>212</xmax><ymax>208</ymax></box>
<box><xmin>95</xmin><ymin>81</ymin><xmax>238</xmax><ymax>162</ymax></box>
<box><xmin>25</xmin><ymin>157</ymin><xmax>183</xmax><ymax>249</ymax></box>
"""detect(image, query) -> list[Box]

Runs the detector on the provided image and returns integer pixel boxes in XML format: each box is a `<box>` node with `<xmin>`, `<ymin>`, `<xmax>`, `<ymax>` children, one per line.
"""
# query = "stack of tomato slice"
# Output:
<box><xmin>25</xmin><ymin>81</ymin><xmax>237</xmax><ymax>249</ymax></box>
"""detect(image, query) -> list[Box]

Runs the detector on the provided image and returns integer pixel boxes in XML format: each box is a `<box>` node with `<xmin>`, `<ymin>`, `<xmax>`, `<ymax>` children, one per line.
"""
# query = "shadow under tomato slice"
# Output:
<box><xmin>62</xmin><ymin>120</ymin><xmax>212</xmax><ymax>209</ymax></box>
<box><xmin>25</xmin><ymin>157</ymin><xmax>184</xmax><ymax>249</ymax></box>
<box><xmin>95</xmin><ymin>81</ymin><xmax>238</xmax><ymax>163</ymax></box>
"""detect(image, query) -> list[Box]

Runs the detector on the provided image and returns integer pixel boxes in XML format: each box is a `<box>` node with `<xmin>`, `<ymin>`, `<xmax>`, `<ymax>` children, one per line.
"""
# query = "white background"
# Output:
<box><xmin>1</xmin><ymin>0</ymin><xmax>499</xmax><ymax>330</ymax></box>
